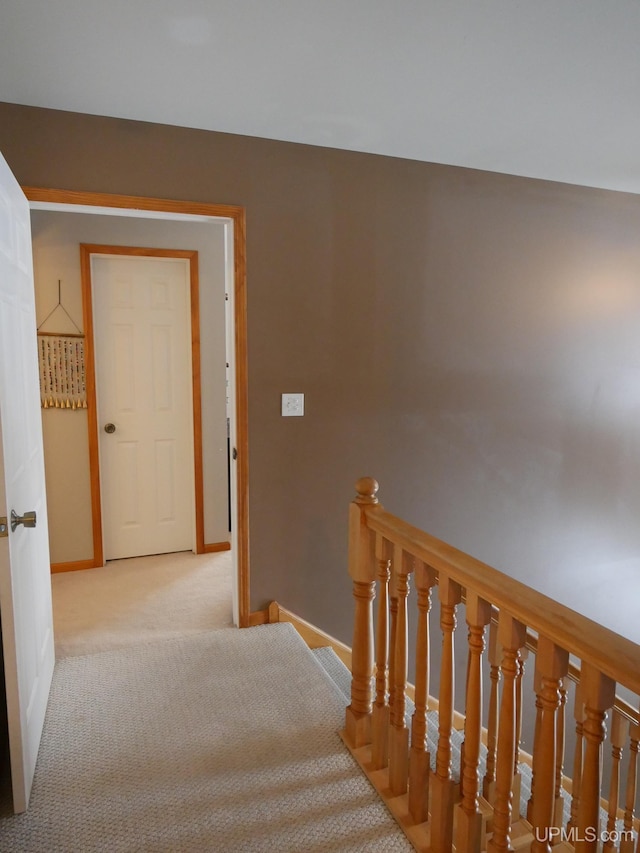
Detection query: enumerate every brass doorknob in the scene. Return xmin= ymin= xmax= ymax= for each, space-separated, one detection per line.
xmin=104 ymin=423 xmax=116 ymax=434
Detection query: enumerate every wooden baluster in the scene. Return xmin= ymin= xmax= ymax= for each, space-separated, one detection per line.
xmin=514 ymin=648 xmax=525 ymax=773
xmin=527 ymin=674 xmax=544 ymax=823
xmin=552 ymin=678 xmax=568 ymax=838
xmin=530 ymin=637 xmax=570 ymax=853
xmin=483 ymin=619 xmax=501 ymax=802
xmin=512 ymin=647 xmax=527 ymax=821
xmin=620 ymin=719 xmax=639 ymax=853
xmin=389 ymin=547 xmax=412 ymax=796
xmin=603 ymin=710 xmax=629 ymax=853
xmin=460 ymin=641 xmax=471 ymax=799
xmin=456 ymin=592 xmax=492 ymax=853
xmin=575 ymin=663 xmax=616 ymax=853
xmin=389 ymin=572 xmax=398 ymax=730
xmin=487 ymin=613 xmax=526 ymax=853
xmin=408 ymin=560 xmax=436 ymax=824
xmin=431 ymin=575 xmax=462 ymax=853
xmin=567 ymin=684 xmax=584 ymax=833
xmin=345 ymin=477 xmax=379 ymax=748
xmin=371 ymin=534 xmax=392 ymax=770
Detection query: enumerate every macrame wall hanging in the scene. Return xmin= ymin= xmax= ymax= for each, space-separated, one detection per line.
xmin=37 ymin=280 xmax=87 ymax=410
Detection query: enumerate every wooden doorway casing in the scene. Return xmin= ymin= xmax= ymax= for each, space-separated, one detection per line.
xmin=24 ymin=188 xmax=251 ymax=628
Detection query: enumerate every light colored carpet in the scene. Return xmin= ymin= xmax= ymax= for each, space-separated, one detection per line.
xmin=51 ymin=550 xmax=233 ymax=658
xmin=0 ymin=623 xmax=411 ymax=852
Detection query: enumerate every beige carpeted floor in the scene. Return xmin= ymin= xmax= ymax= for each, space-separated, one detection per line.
xmin=51 ymin=550 xmax=234 ymax=659
xmin=1 ymin=575 xmax=413 ymax=852
xmin=20 ymin=551 xmax=616 ymax=850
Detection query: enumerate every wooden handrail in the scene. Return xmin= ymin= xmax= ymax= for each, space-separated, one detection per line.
xmin=522 ymin=628 xmax=640 ymax=727
xmin=362 ymin=503 xmax=640 ymax=696
xmin=343 ymin=478 xmax=640 ymax=853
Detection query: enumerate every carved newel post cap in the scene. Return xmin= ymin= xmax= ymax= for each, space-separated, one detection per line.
xmin=354 ymin=477 xmax=379 ymax=505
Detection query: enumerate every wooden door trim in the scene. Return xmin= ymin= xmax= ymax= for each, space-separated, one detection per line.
xmin=79 ymin=244 xmax=103 ymax=567
xmin=81 ymin=245 xmax=205 ymax=558
xmin=24 ymin=187 xmax=251 ymax=628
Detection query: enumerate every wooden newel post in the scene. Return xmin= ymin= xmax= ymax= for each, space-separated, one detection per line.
xmin=345 ymin=477 xmax=379 ymax=748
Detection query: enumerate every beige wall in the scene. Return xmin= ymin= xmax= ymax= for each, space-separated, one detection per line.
xmin=2 ymin=103 xmax=640 ymax=646
xmin=31 ymin=210 xmax=229 ymax=563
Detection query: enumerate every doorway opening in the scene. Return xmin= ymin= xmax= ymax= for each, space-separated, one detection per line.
xmin=25 ymin=188 xmax=250 ymax=628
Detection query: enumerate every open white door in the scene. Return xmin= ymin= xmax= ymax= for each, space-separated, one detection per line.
xmin=0 ymin=152 xmax=55 ymax=813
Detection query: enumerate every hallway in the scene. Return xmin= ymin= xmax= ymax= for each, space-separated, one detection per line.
xmin=51 ymin=550 xmax=233 ymax=658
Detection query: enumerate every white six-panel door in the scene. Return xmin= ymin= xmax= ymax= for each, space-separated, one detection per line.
xmin=92 ymin=254 xmax=195 ymax=560
xmin=0 ymin=152 xmax=55 ymax=813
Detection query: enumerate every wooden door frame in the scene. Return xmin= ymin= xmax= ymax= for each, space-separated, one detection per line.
xmin=24 ymin=188 xmax=251 ymax=628
xmin=81 ymin=244 xmax=208 ymax=562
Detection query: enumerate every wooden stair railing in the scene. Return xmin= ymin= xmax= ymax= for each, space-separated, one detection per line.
xmin=341 ymin=478 xmax=640 ymax=853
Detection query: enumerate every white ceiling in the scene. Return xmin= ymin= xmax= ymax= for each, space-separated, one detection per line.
xmin=2 ymin=0 xmax=640 ymax=194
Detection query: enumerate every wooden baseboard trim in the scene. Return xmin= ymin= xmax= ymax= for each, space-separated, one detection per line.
xmin=247 ymin=608 xmax=270 ymax=627
xmin=202 ymin=541 xmax=231 ymax=554
xmin=269 ymin=602 xmax=353 ymax=672
xmin=51 ymin=559 xmax=98 ymax=574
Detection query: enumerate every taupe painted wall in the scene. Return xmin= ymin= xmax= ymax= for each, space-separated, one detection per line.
xmin=31 ymin=210 xmax=229 ymax=562
xmin=1 ymin=103 xmax=640 ymax=646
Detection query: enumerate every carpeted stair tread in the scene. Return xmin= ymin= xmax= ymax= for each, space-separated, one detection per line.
xmin=311 ymin=647 xmax=351 ymax=701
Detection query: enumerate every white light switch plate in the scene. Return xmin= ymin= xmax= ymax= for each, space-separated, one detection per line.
xmin=281 ymin=393 xmax=304 ymax=416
